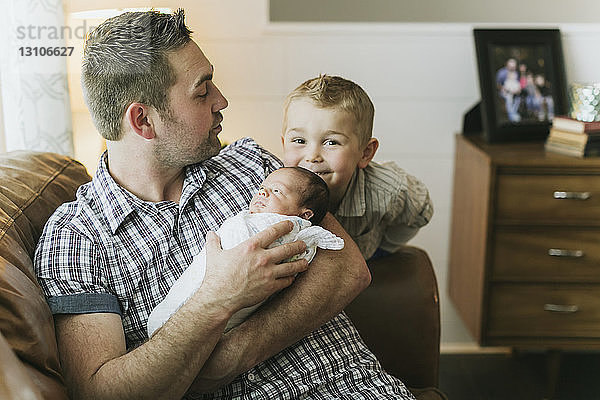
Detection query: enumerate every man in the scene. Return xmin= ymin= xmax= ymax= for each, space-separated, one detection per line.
xmin=34 ymin=9 xmax=415 ymax=399
xmin=495 ymin=58 xmax=521 ymax=123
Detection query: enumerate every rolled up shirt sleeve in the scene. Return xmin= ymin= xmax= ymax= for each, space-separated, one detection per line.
xmin=34 ymin=218 xmax=121 ymax=316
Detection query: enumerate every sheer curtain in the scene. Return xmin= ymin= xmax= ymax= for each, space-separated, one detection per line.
xmin=0 ymin=0 xmax=73 ymax=156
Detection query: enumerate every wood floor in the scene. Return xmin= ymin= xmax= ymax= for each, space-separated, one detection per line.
xmin=438 ymin=352 xmax=600 ymax=400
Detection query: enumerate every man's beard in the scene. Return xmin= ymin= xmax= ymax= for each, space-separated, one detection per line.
xmin=153 ymin=133 xmax=220 ymax=168
xmin=154 ymin=111 xmax=221 ymax=168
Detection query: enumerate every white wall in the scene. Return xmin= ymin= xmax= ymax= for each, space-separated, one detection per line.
xmin=66 ymin=0 xmax=600 ymax=349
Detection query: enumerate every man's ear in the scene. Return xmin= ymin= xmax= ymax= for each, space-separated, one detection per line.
xmin=357 ymin=138 xmax=379 ymax=169
xmin=125 ymin=103 xmax=155 ymax=140
xmin=300 ymin=208 xmax=314 ymax=221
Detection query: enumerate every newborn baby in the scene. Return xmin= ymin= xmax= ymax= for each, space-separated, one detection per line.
xmin=147 ymin=167 xmax=344 ymax=337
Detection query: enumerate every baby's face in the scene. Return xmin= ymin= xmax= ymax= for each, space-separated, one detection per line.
xmin=249 ymin=169 xmax=304 ymax=215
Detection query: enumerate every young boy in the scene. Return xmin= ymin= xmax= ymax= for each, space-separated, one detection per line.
xmin=281 ymin=74 xmax=433 ymax=260
xmin=147 ymin=167 xmax=344 ymax=337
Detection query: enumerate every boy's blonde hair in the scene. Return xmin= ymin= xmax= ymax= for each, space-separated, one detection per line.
xmin=283 ymin=75 xmax=374 ymax=146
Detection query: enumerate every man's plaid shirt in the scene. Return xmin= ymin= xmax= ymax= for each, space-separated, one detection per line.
xmin=34 ymin=138 xmax=414 ymax=399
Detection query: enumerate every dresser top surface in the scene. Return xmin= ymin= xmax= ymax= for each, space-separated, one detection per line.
xmin=458 ymin=134 xmax=600 ymax=168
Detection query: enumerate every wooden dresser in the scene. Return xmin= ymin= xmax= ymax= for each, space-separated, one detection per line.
xmin=449 ymin=134 xmax=600 ymax=349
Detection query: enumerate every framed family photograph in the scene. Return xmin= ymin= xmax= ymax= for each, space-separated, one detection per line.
xmin=474 ymin=29 xmax=568 ymax=143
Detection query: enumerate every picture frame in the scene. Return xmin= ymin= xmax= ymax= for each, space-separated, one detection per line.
xmin=474 ymin=29 xmax=568 ymax=143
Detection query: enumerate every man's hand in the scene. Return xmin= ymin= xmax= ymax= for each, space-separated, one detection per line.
xmin=200 ymin=220 xmax=309 ymax=312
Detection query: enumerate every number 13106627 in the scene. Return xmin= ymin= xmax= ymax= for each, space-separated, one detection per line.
xmin=19 ymin=47 xmax=74 ymax=56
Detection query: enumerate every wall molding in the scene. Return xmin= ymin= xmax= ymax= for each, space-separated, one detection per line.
xmin=264 ymin=22 xmax=600 ymax=37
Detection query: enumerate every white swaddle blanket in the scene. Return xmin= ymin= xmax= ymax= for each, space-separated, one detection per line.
xmin=147 ymin=210 xmax=344 ymax=337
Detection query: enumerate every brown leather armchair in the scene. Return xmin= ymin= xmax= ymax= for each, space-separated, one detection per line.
xmin=0 ymin=151 xmax=445 ymax=399
xmin=347 ymin=248 xmax=446 ymax=399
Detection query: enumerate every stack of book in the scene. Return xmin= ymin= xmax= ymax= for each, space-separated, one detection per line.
xmin=545 ymin=116 xmax=600 ymax=157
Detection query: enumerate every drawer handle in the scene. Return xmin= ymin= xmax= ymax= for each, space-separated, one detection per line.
xmin=547 ymin=248 xmax=584 ymax=258
xmin=553 ymin=191 xmax=591 ymax=200
xmin=544 ymin=304 xmax=579 ymax=313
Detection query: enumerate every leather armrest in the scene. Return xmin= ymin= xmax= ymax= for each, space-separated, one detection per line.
xmin=0 ymin=151 xmax=89 ymax=400
xmin=345 ymin=245 xmax=441 ymax=389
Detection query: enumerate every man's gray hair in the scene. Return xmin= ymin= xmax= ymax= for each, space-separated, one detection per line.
xmin=82 ymin=9 xmax=192 ymax=140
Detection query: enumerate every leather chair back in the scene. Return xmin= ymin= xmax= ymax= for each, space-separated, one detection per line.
xmin=0 ymin=151 xmax=91 ymax=399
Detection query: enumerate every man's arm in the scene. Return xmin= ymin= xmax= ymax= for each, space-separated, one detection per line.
xmin=190 ymin=212 xmax=370 ymax=391
xmin=55 ymin=300 xmax=228 ymax=400
xmin=53 ymin=221 xmax=308 ymax=400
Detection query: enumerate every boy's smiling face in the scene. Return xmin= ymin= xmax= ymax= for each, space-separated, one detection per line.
xmin=281 ymin=99 xmax=365 ymax=210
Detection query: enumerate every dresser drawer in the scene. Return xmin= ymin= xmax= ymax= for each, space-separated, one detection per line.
xmin=492 ymin=228 xmax=600 ymax=282
xmin=495 ymin=174 xmax=600 ymax=223
xmin=487 ymin=284 xmax=600 ymax=338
